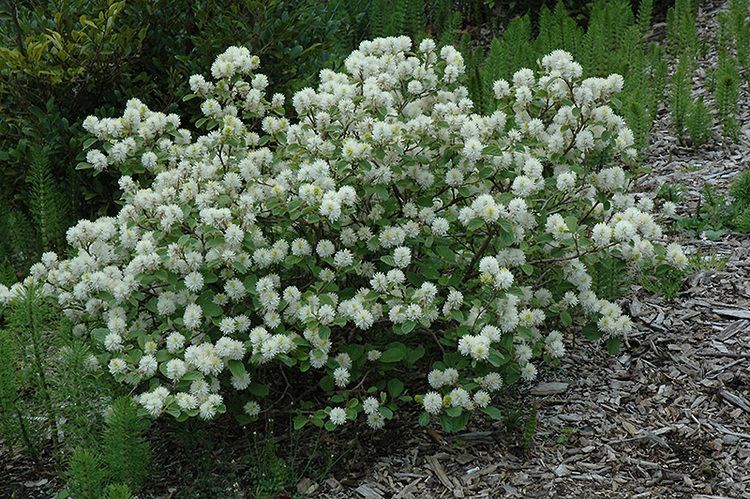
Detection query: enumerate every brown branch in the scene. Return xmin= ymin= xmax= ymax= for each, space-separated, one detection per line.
xmin=530 ymin=241 xmax=619 ymax=265
xmin=465 ymin=231 xmax=494 ymax=280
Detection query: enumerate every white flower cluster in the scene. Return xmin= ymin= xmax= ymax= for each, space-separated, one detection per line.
xmin=3 ymin=39 xmax=686 ymax=429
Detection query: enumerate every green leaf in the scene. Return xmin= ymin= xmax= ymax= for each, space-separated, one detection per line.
xmin=560 ymin=311 xmax=573 ymax=328
xmin=400 ymin=321 xmax=416 ymax=335
xmin=488 ymin=350 xmax=507 ymax=367
xmin=441 ymin=413 xmax=453 ymax=432
xmin=581 ymin=322 xmax=602 ymax=341
xmin=406 ymin=345 xmax=425 ymax=364
xmin=248 ymin=383 xmax=269 ymax=397
xmin=293 ymin=415 xmax=308 ymax=430
xmin=91 ymin=327 xmax=109 ymax=344
xmin=435 ymin=245 xmax=454 ymax=262
xmin=467 ymin=218 xmax=485 ymax=232
xmin=227 ymin=360 xmax=247 ymax=378
xmin=497 ymin=219 xmax=515 ymax=247
xmin=445 ymin=406 xmax=462 ymax=417
xmin=380 ymin=255 xmax=396 ymax=267
xmin=380 ymin=343 xmax=407 ymax=363
xmin=418 ymin=411 xmax=430 ymax=426
xmin=181 ymin=370 xmax=202 ymax=381
xmin=387 ymin=378 xmax=404 ymax=398
xmin=482 ymin=406 xmax=503 ymax=420
xmin=235 ymin=414 xmax=253 ymax=425
xmin=449 ymin=309 xmax=465 ymax=322
xmin=607 ymin=336 xmax=621 ymax=354
xmin=154 ymin=350 xmax=171 ymax=362
xmin=379 ymin=406 xmax=394 ymax=419
xmin=319 ymin=375 xmax=334 ymax=391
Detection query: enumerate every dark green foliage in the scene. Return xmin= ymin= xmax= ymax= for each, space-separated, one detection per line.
xmin=63 ymin=398 xmax=150 ymax=496
xmin=458 ymin=35 xmax=487 ymax=112
xmin=369 ymin=0 xmax=465 ymax=41
xmin=666 ymin=0 xmax=699 ymax=58
xmin=103 ymin=484 xmax=133 ymax=499
xmin=436 ymin=11 xmax=465 ymax=46
xmin=669 ymin=56 xmax=694 ymax=139
xmin=480 ymin=15 xmax=535 ymax=106
xmin=26 ymin=147 xmax=68 ymax=250
xmin=697 ymin=184 xmax=733 ymax=231
xmin=686 ymin=98 xmax=713 ymax=147
xmin=582 ymin=0 xmax=635 ymax=76
xmin=677 ymin=184 xmax=732 ymax=238
xmin=51 ymin=340 xmax=112 ymax=450
xmin=426 ymin=0 xmax=455 ymax=35
xmin=0 ymin=285 xmax=60 ymax=452
xmin=101 ymin=397 xmax=151 ymax=490
xmin=730 ymin=170 xmax=750 ymax=212
xmin=0 ymin=208 xmax=40 ymax=282
xmin=720 ymin=0 xmax=750 ymax=78
xmin=480 ymin=37 xmax=504 ymax=112
xmin=535 ymin=1 xmax=584 ymax=56
xmin=0 ymin=285 xmax=136 ymax=497
xmin=656 ymin=182 xmax=686 ymax=203
xmin=250 ymin=429 xmax=295 ymax=498
xmin=718 ymin=11 xmax=737 ymax=57
xmin=522 ymin=405 xmax=538 ymax=452
xmin=732 ymin=207 xmax=750 ymax=232
xmin=677 ymin=172 xmax=750 ymax=236
xmin=67 ymin=447 xmax=105 ymax=499
xmin=714 ymin=53 xmax=741 ymax=142
xmin=637 ymin=0 xmax=654 ymax=37
xmin=589 ymin=254 xmax=632 ymax=300
xmin=648 ymin=45 xmax=669 ymax=123
xmin=638 ymin=264 xmax=686 ymax=300
xmin=0 ymin=330 xmax=39 ymax=458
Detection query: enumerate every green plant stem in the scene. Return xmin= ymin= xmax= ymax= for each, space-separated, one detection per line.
xmin=26 ymin=288 xmax=58 ymax=450
xmin=15 ymin=405 xmax=38 ymax=462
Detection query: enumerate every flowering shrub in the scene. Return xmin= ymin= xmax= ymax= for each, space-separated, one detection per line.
xmin=1 ymin=37 xmax=687 ymax=433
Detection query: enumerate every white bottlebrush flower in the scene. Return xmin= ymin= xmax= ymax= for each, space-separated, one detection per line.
xmin=363 ymin=397 xmax=379 ymax=415
xmin=393 ymin=246 xmax=411 ymax=268
xmin=473 ymin=390 xmax=491 ymax=408
xmin=166 ymin=332 xmax=186 ymax=353
xmin=165 ymin=359 xmax=188 ymax=380
xmin=423 ymin=392 xmax=443 ymax=415
xmin=662 ymin=201 xmax=677 ymax=217
xmin=244 ymin=401 xmax=261 ymax=417
xmin=329 ymin=407 xmax=347 ymax=426
xmin=183 ymin=304 xmax=203 ymax=330
xmin=333 ymin=367 xmax=350 ymax=387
